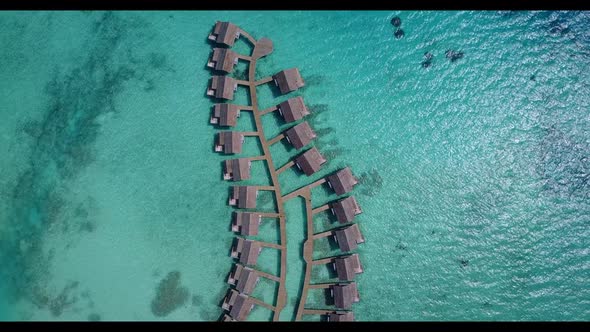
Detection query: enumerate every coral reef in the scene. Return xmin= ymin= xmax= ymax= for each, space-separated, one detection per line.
xmin=1 ymin=11 xmax=173 ymax=310
xmin=29 ymin=280 xmax=79 ymax=317
xmin=151 ymin=271 xmax=190 ymax=317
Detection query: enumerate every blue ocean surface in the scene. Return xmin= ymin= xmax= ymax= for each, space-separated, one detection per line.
xmin=0 ymin=10 xmax=589 ymax=321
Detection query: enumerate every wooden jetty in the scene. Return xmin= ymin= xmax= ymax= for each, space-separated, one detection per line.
xmin=206 ymin=21 xmax=364 ymax=322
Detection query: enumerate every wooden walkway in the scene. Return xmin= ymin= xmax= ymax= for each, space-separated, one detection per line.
xmin=279 ymin=177 xmax=334 ymax=321
xmin=276 ymin=161 xmax=295 ymax=175
xmin=209 ymin=25 xmax=361 ymax=322
xmin=209 ymin=27 xmax=288 ymax=321
xmin=282 ymin=178 xmax=326 ymax=201
xmin=268 ymin=133 xmax=284 ymax=146
xmin=260 ymin=106 xmax=278 ymax=116
xmin=256 ymin=269 xmax=281 ymax=283
xmin=312 ymin=229 xmax=334 ymax=240
xmin=311 ymin=257 xmax=335 ymax=266
xmin=241 ymin=30 xmax=288 ymax=322
xmin=311 ymin=204 xmax=330 ymax=215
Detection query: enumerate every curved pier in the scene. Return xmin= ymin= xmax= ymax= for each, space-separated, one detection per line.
xmin=207 ymin=21 xmax=364 ymax=322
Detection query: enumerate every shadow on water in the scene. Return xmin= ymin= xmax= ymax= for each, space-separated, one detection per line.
xmin=232 ymin=62 xmax=250 ymax=81
xmin=1 ymin=11 xmax=175 ymax=313
xmin=306 ymin=104 xmax=329 ymax=124
xmin=278 ymin=135 xmax=295 ymax=153
xmin=258 ymin=189 xmax=278 ymax=212
xmin=298 ymin=74 xmax=325 ymax=93
xmin=268 ymin=81 xmax=283 ymax=99
xmin=322 ymin=288 xmax=334 ymax=306
xmin=304 ymin=103 xmax=346 ymax=161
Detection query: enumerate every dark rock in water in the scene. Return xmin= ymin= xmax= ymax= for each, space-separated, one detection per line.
xmin=79 ymin=220 xmax=96 ymax=233
xmin=548 ymin=19 xmax=570 ymax=36
xmin=391 ymin=16 xmax=402 ymax=27
xmin=394 ymin=28 xmax=405 ymax=39
xmin=530 ymin=74 xmax=536 ymax=81
xmin=445 ymin=50 xmax=464 ymax=62
xmin=422 ymin=52 xmax=433 ymax=68
xmin=549 ymin=25 xmax=570 ymax=36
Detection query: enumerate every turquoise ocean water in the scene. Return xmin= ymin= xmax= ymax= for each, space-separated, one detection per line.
xmin=0 ymin=10 xmax=589 ymax=321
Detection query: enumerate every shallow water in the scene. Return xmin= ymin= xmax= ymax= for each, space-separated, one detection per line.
xmin=0 ymin=10 xmax=589 ymax=321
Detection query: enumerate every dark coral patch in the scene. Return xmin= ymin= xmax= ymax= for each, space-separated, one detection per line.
xmin=88 ymin=313 xmax=101 ymax=321
xmin=151 ymin=271 xmax=190 ymax=317
xmin=357 ymin=169 xmax=384 ymax=197
xmin=422 ymin=52 xmax=433 ymax=68
xmin=2 ymin=11 xmax=173 ymax=308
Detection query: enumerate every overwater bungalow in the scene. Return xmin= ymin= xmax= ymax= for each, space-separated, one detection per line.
xmin=333 ymin=253 xmax=363 ymax=281
xmin=207 ymin=75 xmax=237 ymax=100
xmin=208 ymin=48 xmax=239 ymax=73
xmin=210 ymin=103 xmax=241 ymax=127
xmin=229 ymin=186 xmax=258 ymax=209
xmin=277 ymin=96 xmax=310 ymax=123
xmin=208 ymin=21 xmax=240 ymax=47
xmin=333 ymin=224 xmax=364 ymax=252
xmin=227 ymin=263 xmax=244 ymax=285
xmin=222 ymin=288 xmax=240 ymax=311
xmin=272 ymin=68 xmax=305 ymax=94
xmin=231 ymin=237 xmax=262 ymax=266
xmin=327 ymin=311 xmax=354 ymax=322
xmin=235 ymin=267 xmax=260 ymax=295
xmin=229 ymin=292 xmax=254 ymax=321
xmin=227 ymin=264 xmax=260 ymax=296
xmin=330 ymin=196 xmax=362 ymax=223
xmin=232 ymin=211 xmax=261 ymax=235
xmin=224 ymin=158 xmax=251 ymax=181
xmin=327 ymin=167 xmax=358 ymax=196
xmin=331 ymin=282 xmax=360 ymax=310
xmin=294 ymin=147 xmax=327 ymax=176
xmin=284 ymin=121 xmax=316 ymax=150
xmin=215 ymin=131 xmax=244 ymax=154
